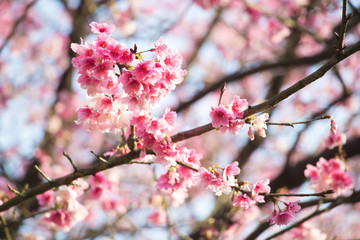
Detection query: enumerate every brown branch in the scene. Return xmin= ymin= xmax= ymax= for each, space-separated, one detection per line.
xmin=173 ymin=13 xmax=360 ymax=113
xmin=0 ymin=150 xmax=141 ymax=213
xmin=171 ymin=41 xmax=360 ymax=143
xmin=174 ymin=51 xmax=331 ymax=113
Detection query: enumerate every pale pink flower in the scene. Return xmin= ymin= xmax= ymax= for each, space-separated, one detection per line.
xmin=232 ymin=194 xmax=256 ymax=210
xmin=210 ymin=105 xmax=230 ymax=128
xmin=252 ymin=178 xmax=271 ymax=203
xmin=154 ymin=37 xmax=170 ymax=60
xmin=252 ymin=113 xmax=269 ymax=137
xmin=90 ymin=22 xmax=115 ymax=36
xmin=223 ymin=161 xmax=241 ymax=186
xmin=199 ymin=167 xmax=231 ymax=196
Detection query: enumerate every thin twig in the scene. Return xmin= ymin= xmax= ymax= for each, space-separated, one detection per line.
xmin=337 ymin=0 xmax=350 ymax=51
xmin=90 ymin=151 xmax=111 ymax=165
xmin=218 ymin=82 xmax=226 ymax=106
xmin=63 ymin=152 xmax=79 ymax=172
xmin=266 ymin=115 xmax=332 ymax=128
xmin=34 ymin=165 xmax=53 ymax=183
xmin=129 ymin=159 xmax=199 ymax=172
xmin=7 ymin=184 xmax=23 ymax=197
xmin=0 ymin=215 xmax=12 ymax=240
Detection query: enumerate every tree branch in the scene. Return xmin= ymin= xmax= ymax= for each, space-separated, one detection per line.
xmin=171 ymin=41 xmax=360 ymax=143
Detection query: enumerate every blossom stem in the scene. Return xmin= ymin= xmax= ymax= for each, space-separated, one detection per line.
xmin=266 ymin=115 xmax=332 ymax=128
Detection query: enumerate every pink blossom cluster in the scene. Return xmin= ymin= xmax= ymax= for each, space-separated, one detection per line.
xmin=268 ymin=201 xmax=301 ymax=226
xmin=120 ymin=37 xmax=186 ymax=110
xmin=304 ymin=157 xmax=354 ymax=196
xmin=209 ymin=96 xmax=270 ymax=140
xmin=37 ymin=179 xmax=89 ymax=231
xmin=72 ymin=22 xmax=186 ymax=133
xmin=89 ymin=172 xmax=127 ymax=213
xmin=199 ymin=162 xmax=241 ymax=196
xmin=247 ymin=113 xmax=269 ymax=141
xmin=199 ymin=162 xmax=272 ymax=212
xmin=232 ymin=178 xmax=271 ymax=210
xmin=156 ymin=147 xmax=202 ymax=194
xmin=210 ymin=95 xmax=248 ymax=135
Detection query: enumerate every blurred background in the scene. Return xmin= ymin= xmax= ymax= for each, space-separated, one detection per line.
xmin=1 ymin=0 xmax=360 ymax=239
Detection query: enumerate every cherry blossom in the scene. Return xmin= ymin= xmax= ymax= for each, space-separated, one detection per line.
xmin=305 ymin=157 xmax=354 ymax=196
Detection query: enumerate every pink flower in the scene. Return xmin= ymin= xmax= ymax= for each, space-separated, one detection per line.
xmin=154 ymin=37 xmax=170 ymax=60
xmin=252 ymin=178 xmax=271 ymax=203
xmin=304 ymin=164 xmax=320 ymax=181
xmin=156 ymin=169 xmax=181 ymax=191
xmin=90 ymin=22 xmax=115 ymax=36
xmin=199 ymin=167 xmax=231 ymax=196
xmin=230 ymin=95 xmax=248 ymax=118
xmin=286 ymin=201 xmax=301 ymax=214
xmin=223 ymin=161 xmax=241 ymax=185
xmin=220 ymin=118 xmax=245 ymax=135
xmin=91 ymin=172 xmax=107 ymax=185
xmin=269 ymin=209 xmax=294 ymax=226
xmin=232 ymin=194 xmax=256 ymax=210
xmin=46 ymin=210 xmax=72 ymax=229
xmin=210 ymin=105 xmax=230 ymax=128
xmin=304 ymin=157 xmax=353 ymax=196
xmin=325 ymin=129 xmax=346 ymax=149
xmin=37 ymin=190 xmax=54 ymax=206
xmin=90 ymin=186 xmax=103 ymax=199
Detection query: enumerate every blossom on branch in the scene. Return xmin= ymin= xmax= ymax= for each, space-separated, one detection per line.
xmin=304 ymin=157 xmax=353 ymax=196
